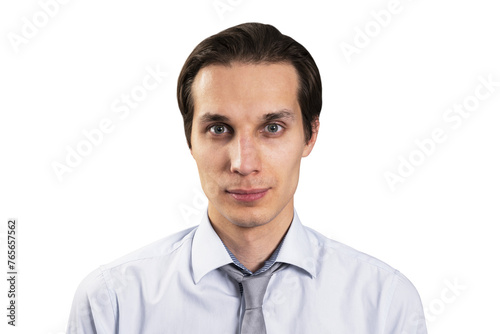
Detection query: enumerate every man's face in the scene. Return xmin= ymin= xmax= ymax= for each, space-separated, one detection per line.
xmin=190 ymin=62 xmax=318 ymax=228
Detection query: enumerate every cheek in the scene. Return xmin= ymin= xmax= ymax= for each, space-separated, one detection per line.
xmin=273 ymin=133 xmax=304 ymax=157
xmin=263 ymin=141 xmax=304 ymax=176
xmin=195 ymin=156 xmax=217 ymax=180
xmin=193 ymin=149 xmax=226 ymax=196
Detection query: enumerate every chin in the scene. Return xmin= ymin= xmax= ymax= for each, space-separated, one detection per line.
xmin=229 ymin=218 xmax=269 ymax=228
xmin=217 ymin=206 xmax=269 ymax=227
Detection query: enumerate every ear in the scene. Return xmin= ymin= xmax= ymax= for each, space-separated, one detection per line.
xmin=302 ymin=117 xmax=319 ymax=157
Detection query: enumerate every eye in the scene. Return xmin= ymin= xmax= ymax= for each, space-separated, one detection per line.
xmin=209 ymin=124 xmax=230 ymax=135
xmin=264 ymin=123 xmax=283 ymax=134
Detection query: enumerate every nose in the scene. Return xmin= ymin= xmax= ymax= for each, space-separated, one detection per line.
xmin=229 ymin=132 xmax=261 ymax=176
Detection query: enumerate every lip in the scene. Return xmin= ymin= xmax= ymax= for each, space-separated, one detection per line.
xmin=226 ymin=188 xmax=269 ymax=202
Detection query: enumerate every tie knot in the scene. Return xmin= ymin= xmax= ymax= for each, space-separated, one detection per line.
xmin=220 ymin=262 xmax=288 ymax=282
xmin=219 ymin=262 xmax=289 ymax=334
xmin=219 ymin=262 xmax=288 ymax=308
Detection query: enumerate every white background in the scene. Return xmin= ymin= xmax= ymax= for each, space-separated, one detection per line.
xmin=1 ymin=0 xmax=499 ymax=333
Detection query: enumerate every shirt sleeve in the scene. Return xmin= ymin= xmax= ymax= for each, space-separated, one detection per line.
xmin=66 ymin=268 xmax=117 ymax=334
xmin=383 ymin=272 xmax=427 ymax=334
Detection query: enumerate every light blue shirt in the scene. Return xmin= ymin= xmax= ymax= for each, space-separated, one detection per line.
xmin=67 ymin=210 xmax=427 ymax=333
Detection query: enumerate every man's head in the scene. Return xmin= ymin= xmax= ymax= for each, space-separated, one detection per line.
xmin=177 ymin=22 xmax=322 ymax=149
xmin=177 ymin=23 xmax=322 ymax=229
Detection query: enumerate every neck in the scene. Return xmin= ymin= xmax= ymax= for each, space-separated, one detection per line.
xmin=209 ymin=203 xmax=294 ymax=273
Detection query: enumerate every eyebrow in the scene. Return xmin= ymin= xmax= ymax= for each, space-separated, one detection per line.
xmin=198 ymin=110 xmax=295 ymax=124
xmin=263 ymin=110 xmax=295 ymax=122
xmin=199 ymin=113 xmax=230 ymax=124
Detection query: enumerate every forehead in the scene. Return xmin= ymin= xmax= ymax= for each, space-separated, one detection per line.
xmin=191 ymin=62 xmax=300 ymax=118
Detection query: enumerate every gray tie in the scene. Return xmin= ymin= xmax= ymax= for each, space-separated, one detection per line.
xmin=220 ymin=262 xmax=288 ymax=334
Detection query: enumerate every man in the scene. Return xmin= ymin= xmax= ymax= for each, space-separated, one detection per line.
xmin=68 ymin=23 xmax=427 ymax=333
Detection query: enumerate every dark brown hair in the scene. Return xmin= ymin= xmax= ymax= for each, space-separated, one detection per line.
xmin=177 ymin=22 xmax=322 ymax=148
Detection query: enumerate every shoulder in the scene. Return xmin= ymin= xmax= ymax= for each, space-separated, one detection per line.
xmin=303 ymin=225 xmax=422 ymax=298
xmin=302 ymin=225 xmax=426 ymax=330
xmin=104 ymin=225 xmax=198 ymax=270
xmin=68 ymin=226 xmax=199 ymax=330
xmin=73 ymin=225 xmax=198 ymax=300
xmin=302 ymin=225 xmax=397 ymax=273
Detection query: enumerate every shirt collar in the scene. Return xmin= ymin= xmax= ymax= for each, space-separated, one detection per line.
xmin=276 ymin=209 xmax=317 ymax=278
xmin=191 ymin=211 xmax=233 ymax=284
xmin=191 ymin=209 xmax=317 ymax=284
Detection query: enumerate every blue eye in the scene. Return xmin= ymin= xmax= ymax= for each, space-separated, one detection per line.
xmin=209 ymin=124 xmax=229 ymax=134
xmin=265 ymin=123 xmax=282 ymax=133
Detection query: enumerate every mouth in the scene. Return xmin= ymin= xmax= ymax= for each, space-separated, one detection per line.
xmin=225 ymin=188 xmax=269 ymax=202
